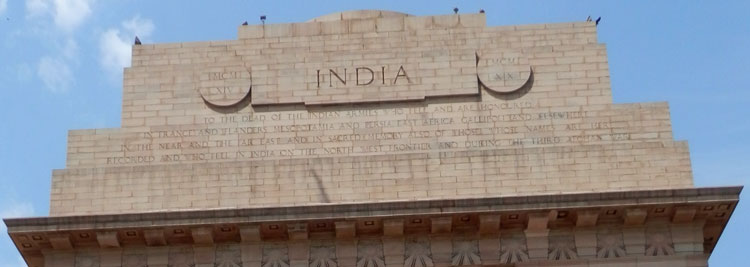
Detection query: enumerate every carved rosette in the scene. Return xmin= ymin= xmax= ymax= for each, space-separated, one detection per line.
xmin=548 ymin=230 xmax=577 ymax=260
xmin=451 ymin=238 xmax=481 ymax=266
xmin=596 ymin=228 xmax=626 ymax=258
xmin=404 ymin=236 xmax=434 ymax=267
xmin=168 ymin=246 xmax=196 ymax=267
xmin=646 ymin=226 xmax=675 ymax=256
xmin=499 ymin=232 xmax=529 ymax=264
xmin=357 ymin=239 xmax=385 ymax=267
xmin=310 ymin=240 xmax=338 ymax=267
xmin=262 ymin=243 xmax=290 ymax=267
xmin=215 ymin=244 xmax=242 ymax=267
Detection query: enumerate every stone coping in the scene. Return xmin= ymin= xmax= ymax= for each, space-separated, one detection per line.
xmin=4 ymin=186 xmax=741 ymax=233
xmin=307 ymin=10 xmax=411 ymax=22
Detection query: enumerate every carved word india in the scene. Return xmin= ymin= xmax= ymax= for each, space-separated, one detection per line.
xmin=199 ymin=66 xmax=412 ymax=98
xmin=316 ymin=66 xmax=411 ymax=87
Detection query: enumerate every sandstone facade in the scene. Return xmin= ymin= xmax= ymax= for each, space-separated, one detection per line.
xmin=53 ymin=11 xmax=689 ymax=216
xmin=4 ymin=10 xmax=740 ymax=267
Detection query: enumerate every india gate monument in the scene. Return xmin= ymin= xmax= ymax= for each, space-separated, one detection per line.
xmin=4 ymin=10 xmax=741 ymax=267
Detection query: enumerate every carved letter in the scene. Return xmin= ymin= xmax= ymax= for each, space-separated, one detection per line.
xmin=381 ymin=66 xmax=386 ymax=84
xmin=394 ymin=65 xmax=411 ymax=84
xmin=329 ymin=68 xmax=347 ymax=87
xmin=356 ymin=67 xmax=375 ymax=86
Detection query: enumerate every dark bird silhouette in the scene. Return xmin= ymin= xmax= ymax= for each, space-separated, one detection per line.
xmin=479 ymin=9 xmax=485 ymax=14
xmin=260 ymin=15 xmax=266 ymax=25
xmin=595 ymin=17 xmax=601 ymax=25
xmin=453 ymin=7 xmax=459 ymax=14
xmin=134 ymin=36 xmax=141 ymax=45
xmin=242 ymin=21 xmax=248 ymax=26
xmin=586 ymin=16 xmax=592 ymax=22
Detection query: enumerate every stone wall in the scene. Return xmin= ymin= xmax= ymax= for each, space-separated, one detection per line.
xmin=50 ymin=12 xmax=695 ymax=215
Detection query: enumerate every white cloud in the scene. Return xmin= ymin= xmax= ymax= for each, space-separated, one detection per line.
xmin=53 ymin=0 xmax=92 ymax=32
xmin=123 ymin=15 xmax=154 ymax=37
xmin=99 ymin=16 xmax=154 ymax=74
xmin=99 ymin=29 xmax=131 ymax=74
xmin=23 ymin=0 xmax=90 ymax=93
xmin=25 ymin=0 xmax=50 ymax=17
xmin=25 ymin=0 xmax=94 ymax=32
xmin=37 ymin=56 xmax=73 ymax=92
xmin=0 ymin=0 xmax=8 ymax=15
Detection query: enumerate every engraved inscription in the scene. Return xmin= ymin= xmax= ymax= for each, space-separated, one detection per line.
xmin=89 ymin=101 xmax=672 ymax=166
xmin=477 ymin=50 xmax=532 ymax=93
xmin=198 ymin=68 xmax=252 ymax=107
xmin=316 ymin=66 xmax=411 ymax=88
xmin=251 ymin=49 xmax=476 ymax=105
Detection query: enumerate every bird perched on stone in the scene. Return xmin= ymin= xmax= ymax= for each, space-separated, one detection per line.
xmin=453 ymin=7 xmax=459 ymax=14
xmin=479 ymin=9 xmax=485 ymax=14
xmin=595 ymin=17 xmax=601 ymax=25
xmin=586 ymin=16 xmax=592 ymax=22
xmin=134 ymin=36 xmax=141 ymax=45
xmin=242 ymin=21 xmax=248 ymax=26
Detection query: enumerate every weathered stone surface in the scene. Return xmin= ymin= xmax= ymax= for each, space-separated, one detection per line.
xmin=45 ymin=9 xmax=694 ymax=216
xmin=8 ymin=185 xmax=740 ymax=267
xmin=4 ymin=9 xmax=737 ymax=267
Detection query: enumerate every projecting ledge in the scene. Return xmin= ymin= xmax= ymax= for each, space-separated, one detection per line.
xmin=3 ymin=186 xmax=741 ymax=267
xmin=4 ymin=186 xmax=741 ymax=232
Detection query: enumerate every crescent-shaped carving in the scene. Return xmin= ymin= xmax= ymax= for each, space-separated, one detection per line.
xmin=476 ymin=51 xmax=532 ymax=94
xmin=478 ymin=65 xmax=532 ymax=94
xmin=200 ymin=85 xmax=252 ymax=108
xmin=198 ymin=67 xmax=252 ymax=108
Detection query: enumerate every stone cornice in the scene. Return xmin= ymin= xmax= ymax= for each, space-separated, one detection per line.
xmin=5 ymin=186 xmax=741 ymax=232
xmin=4 ymin=186 xmax=741 ymax=266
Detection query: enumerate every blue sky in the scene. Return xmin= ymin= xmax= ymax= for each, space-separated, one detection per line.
xmin=0 ymin=0 xmax=747 ymax=266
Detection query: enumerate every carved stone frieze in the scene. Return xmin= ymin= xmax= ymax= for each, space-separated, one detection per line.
xmin=596 ymin=228 xmax=626 ymax=258
xmin=452 ymin=237 xmax=481 ymax=266
xmin=6 ymin=187 xmax=739 ymax=267
xmin=646 ymin=225 xmax=675 ymax=256
xmin=357 ymin=239 xmax=385 ymax=267
xmin=500 ymin=231 xmax=529 ymax=264
xmin=548 ymin=230 xmax=577 ymax=260
xmin=215 ymin=244 xmax=242 ymax=267
xmin=262 ymin=243 xmax=290 ymax=267
xmin=404 ymin=236 xmax=433 ymax=267
xmin=310 ymin=239 xmax=338 ymax=267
